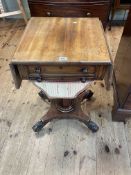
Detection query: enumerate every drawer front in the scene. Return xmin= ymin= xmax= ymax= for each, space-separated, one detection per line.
xmin=17 ymin=64 xmax=106 ymax=81
xmin=28 ymin=0 xmax=110 ymax=2
xmin=28 ymin=3 xmax=110 ymax=22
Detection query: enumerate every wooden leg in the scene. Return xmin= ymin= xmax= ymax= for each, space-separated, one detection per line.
xmin=112 ymin=80 xmax=131 ymax=122
xmin=112 ymin=106 xmax=131 ymax=122
xmin=17 ymin=0 xmax=28 ymax=24
xmin=104 ymin=65 xmax=113 ymax=91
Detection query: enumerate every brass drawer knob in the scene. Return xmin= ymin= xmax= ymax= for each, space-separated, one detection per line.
xmin=46 ymin=12 xmax=51 ymax=16
xmin=80 ymin=67 xmax=88 ymax=73
xmin=86 ymin=12 xmax=91 ymax=16
xmin=80 ymin=77 xmax=87 ymax=83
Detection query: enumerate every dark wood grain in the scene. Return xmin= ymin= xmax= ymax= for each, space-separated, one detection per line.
xmin=112 ymin=8 xmax=131 ymax=121
xmin=123 ymin=6 xmax=131 ymax=36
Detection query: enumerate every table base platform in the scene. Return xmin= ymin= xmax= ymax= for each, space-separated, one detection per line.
xmin=32 ymin=91 xmax=99 ymax=133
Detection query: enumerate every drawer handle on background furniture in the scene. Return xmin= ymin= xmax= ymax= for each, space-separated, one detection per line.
xmin=86 ymin=12 xmax=91 ymax=16
xmin=46 ymin=12 xmax=51 ymax=16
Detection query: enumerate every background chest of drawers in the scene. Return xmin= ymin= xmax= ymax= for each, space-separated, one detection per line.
xmin=28 ymin=0 xmax=112 ymax=28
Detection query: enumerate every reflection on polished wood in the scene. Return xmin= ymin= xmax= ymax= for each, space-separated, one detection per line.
xmin=13 ymin=17 xmax=111 ymax=63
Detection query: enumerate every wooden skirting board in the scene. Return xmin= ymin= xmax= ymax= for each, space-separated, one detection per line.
xmin=0 ymin=19 xmax=131 ymax=174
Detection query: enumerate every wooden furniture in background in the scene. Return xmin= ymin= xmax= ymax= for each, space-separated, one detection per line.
xmin=114 ymin=0 xmax=130 ymax=9
xmin=27 ymin=0 xmax=112 ymax=29
xmin=112 ymin=7 xmax=131 ymax=121
xmin=109 ymin=0 xmax=131 ymax=29
xmin=0 ymin=0 xmax=28 ymax=24
xmin=123 ymin=6 xmax=131 ymax=35
xmin=10 ymin=17 xmax=112 ymax=132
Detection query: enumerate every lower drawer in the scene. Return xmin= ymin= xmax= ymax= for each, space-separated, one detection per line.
xmin=28 ymin=3 xmax=110 ymax=22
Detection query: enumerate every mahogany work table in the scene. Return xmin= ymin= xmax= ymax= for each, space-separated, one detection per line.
xmin=10 ymin=17 xmax=112 ymax=133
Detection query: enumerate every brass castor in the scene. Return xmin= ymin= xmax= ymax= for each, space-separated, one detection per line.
xmin=84 ymin=90 xmax=94 ymax=100
xmin=38 ymin=91 xmax=48 ymax=100
xmin=85 ymin=120 xmax=99 ymax=133
xmin=32 ymin=120 xmax=45 ymax=132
